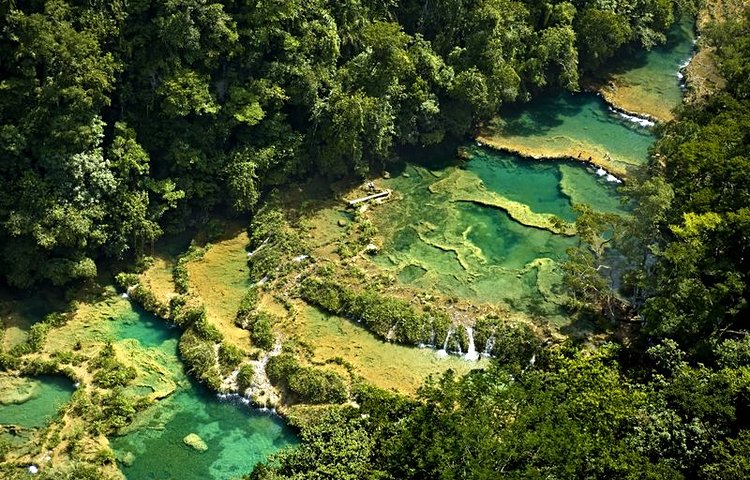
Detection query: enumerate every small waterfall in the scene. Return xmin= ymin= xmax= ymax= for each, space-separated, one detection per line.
xmin=464 ymin=326 xmax=479 ymax=361
xmin=436 ymin=329 xmax=452 ymax=358
xmin=482 ymin=336 xmax=496 ymax=357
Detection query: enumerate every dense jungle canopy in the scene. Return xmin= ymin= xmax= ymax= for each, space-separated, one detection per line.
xmin=1 ymin=0 xmax=693 ymax=288
xmin=3 ymin=1 xmax=750 ymax=479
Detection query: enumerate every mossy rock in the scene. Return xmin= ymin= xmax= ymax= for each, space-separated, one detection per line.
xmin=0 ymin=375 xmax=40 ymax=405
xmin=183 ymin=433 xmax=208 ymax=452
xmin=118 ymin=451 xmax=136 ymax=467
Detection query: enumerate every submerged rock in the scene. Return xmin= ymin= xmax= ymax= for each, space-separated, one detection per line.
xmin=119 ymin=451 xmax=136 ymax=467
xmin=183 ymin=433 xmax=208 ymax=452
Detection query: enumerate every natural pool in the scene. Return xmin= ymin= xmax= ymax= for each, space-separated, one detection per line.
xmin=372 ymin=145 xmax=628 ymax=322
xmin=0 ymin=375 xmax=74 ymax=429
xmin=602 ymin=16 xmax=696 ymax=121
xmin=108 ymin=301 xmax=296 ymax=480
xmin=478 ymin=92 xmax=656 ymax=176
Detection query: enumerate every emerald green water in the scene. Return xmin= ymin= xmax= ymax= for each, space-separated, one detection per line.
xmin=109 ymin=303 xmax=296 ymax=480
xmin=492 ymin=92 xmax=655 ymax=171
xmin=606 ymin=16 xmax=696 ymax=117
xmin=372 ymin=19 xmax=700 ymax=318
xmin=0 ymin=375 xmax=74 ymax=428
xmin=376 ymin=146 xmax=628 ymax=320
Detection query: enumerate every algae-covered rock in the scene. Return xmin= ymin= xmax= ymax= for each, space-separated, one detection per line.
xmin=183 ymin=433 xmax=208 ymax=452
xmin=0 ymin=375 xmax=40 ymax=405
xmin=119 ymin=451 xmax=136 ymax=467
xmin=429 ymin=169 xmax=576 ymax=236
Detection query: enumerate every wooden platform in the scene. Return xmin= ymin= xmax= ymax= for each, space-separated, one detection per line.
xmin=346 ymin=190 xmax=391 ymax=207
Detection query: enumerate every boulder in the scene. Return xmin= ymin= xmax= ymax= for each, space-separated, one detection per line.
xmin=183 ymin=433 xmax=208 ymax=452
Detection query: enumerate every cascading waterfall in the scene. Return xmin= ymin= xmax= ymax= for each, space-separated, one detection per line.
xmin=436 ymin=329 xmax=452 ymax=358
xmin=482 ymin=336 xmax=496 ymax=357
xmin=464 ymin=326 xmax=479 ymax=361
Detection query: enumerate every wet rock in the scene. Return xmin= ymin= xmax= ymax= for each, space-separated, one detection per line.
xmin=183 ymin=433 xmax=208 ymax=452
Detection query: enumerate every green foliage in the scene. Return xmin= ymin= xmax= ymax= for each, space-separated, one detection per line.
xmin=473 ymin=317 xmax=539 ymax=367
xmin=0 ymin=0 xmax=682 ymax=288
xmin=173 ymin=245 xmax=207 ymax=294
xmin=218 ymin=343 xmax=244 ymax=373
xmin=266 ymin=353 xmax=347 ymax=404
xmin=300 ymin=276 xmax=446 ymax=345
xmin=623 ymin=10 xmax=750 ymax=351
xmin=179 ymin=329 xmax=222 ymax=391
xmin=236 ymin=287 xmax=260 ymax=322
xmin=259 ymin=343 xmax=750 ymax=479
xmin=250 ymin=314 xmax=276 ymax=351
xmin=237 ymin=364 xmax=256 ymax=393
xmin=89 ymin=342 xmax=137 ymax=388
xmin=250 ymin=408 xmax=375 ymax=480
xmin=246 ymin=204 xmax=307 ymax=282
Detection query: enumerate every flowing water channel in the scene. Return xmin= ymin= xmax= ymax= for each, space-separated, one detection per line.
xmin=107 ymin=302 xmax=296 ymax=480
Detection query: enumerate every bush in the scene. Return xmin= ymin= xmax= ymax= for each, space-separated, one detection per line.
xmin=236 ymin=287 xmax=260 ymax=324
xmin=27 ymin=322 xmax=51 ymax=351
xmin=266 ymin=353 xmax=347 ymax=404
xmin=173 ymin=245 xmax=206 ymax=294
xmin=179 ymin=330 xmax=222 ymax=390
xmin=219 ymin=343 xmax=244 ymax=373
xmin=300 ymin=276 xmax=442 ymax=345
xmin=193 ymin=316 xmax=223 ymax=342
xmin=266 ymin=353 xmax=299 ymax=386
xmin=250 ymin=313 xmax=276 ymax=350
xmin=90 ymin=343 xmax=137 ymax=388
xmin=115 ymin=272 xmax=140 ymax=290
xmin=473 ymin=317 xmax=539 ymax=366
xmin=237 ymin=364 xmax=255 ymax=393
xmin=288 ymin=367 xmax=348 ymax=404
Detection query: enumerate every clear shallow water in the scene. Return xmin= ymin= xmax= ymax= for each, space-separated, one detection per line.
xmin=605 ymin=16 xmax=696 ymax=119
xmin=488 ymin=92 xmax=655 ymax=172
xmin=109 ymin=303 xmax=296 ymax=480
xmin=0 ymin=375 xmax=74 ymax=428
xmin=375 ymin=146 xmax=626 ymax=320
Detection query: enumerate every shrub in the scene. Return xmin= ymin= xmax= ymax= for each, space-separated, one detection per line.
xmin=179 ymin=330 xmax=221 ymax=390
xmin=237 ymin=364 xmax=255 ymax=393
xmin=90 ymin=343 xmax=136 ymax=388
xmin=236 ymin=287 xmax=260 ymax=324
xmin=250 ymin=313 xmax=276 ymax=350
xmin=115 ymin=272 xmax=139 ymax=290
xmin=287 ymin=367 xmax=348 ymax=404
xmin=266 ymin=353 xmax=347 ymax=404
xmin=266 ymin=353 xmax=299 ymax=386
xmin=193 ymin=316 xmax=223 ymax=342
xmin=219 ymin=343 xmax=244 ymax=373
xmin=300 ymin=276 xmax=442 ymax=345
